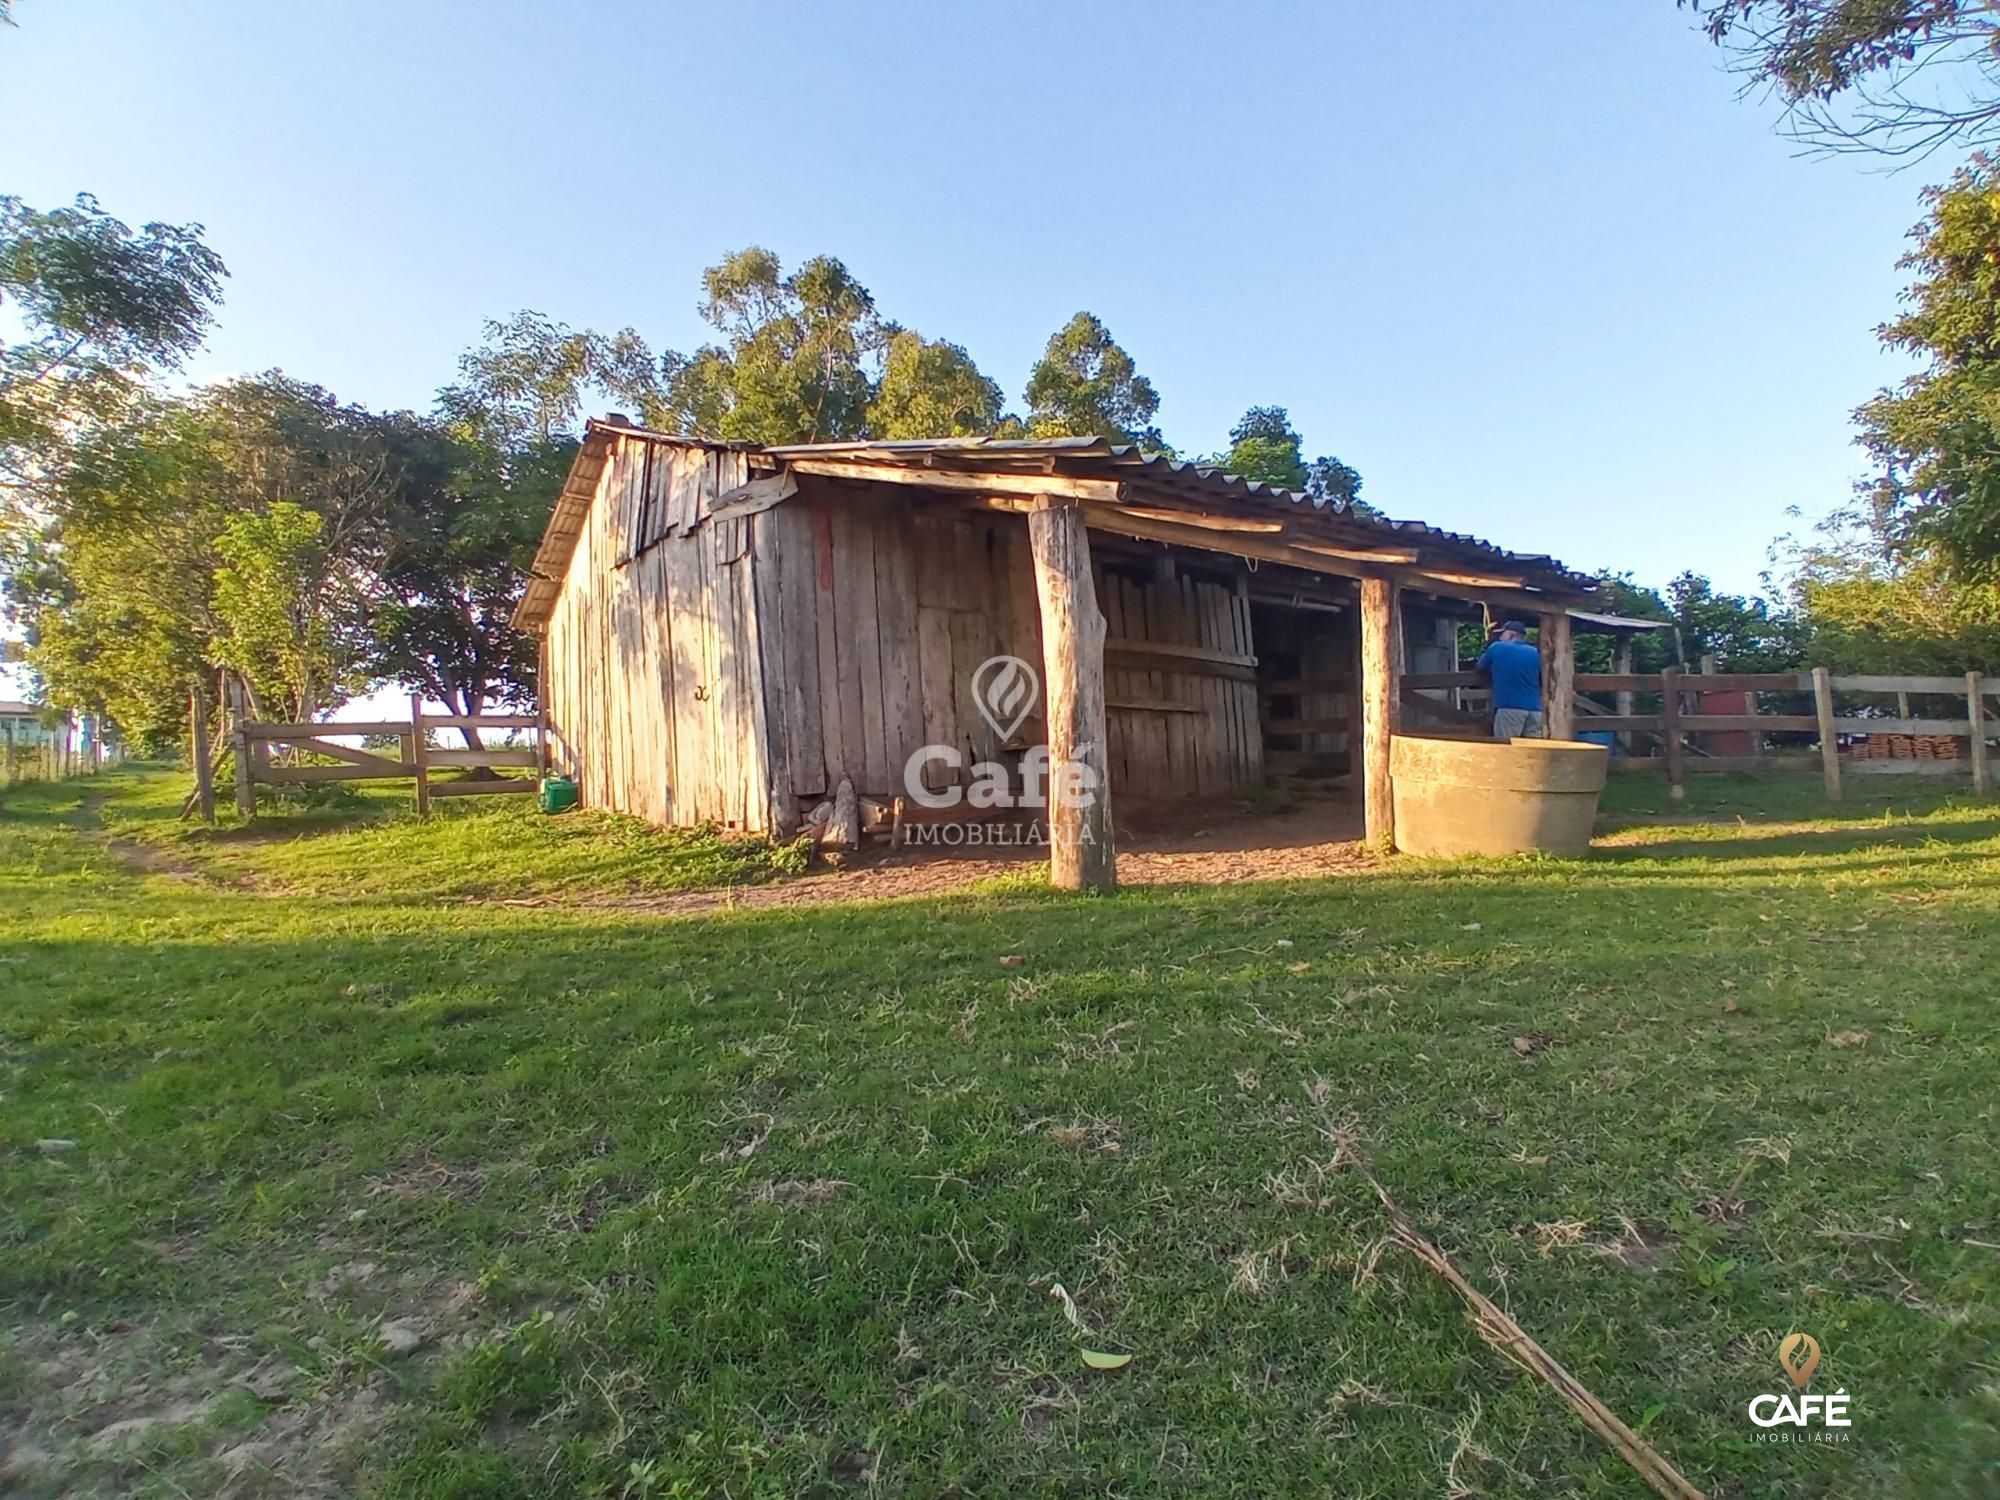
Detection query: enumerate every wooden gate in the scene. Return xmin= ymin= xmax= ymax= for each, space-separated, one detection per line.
xmin=223 ymin=693 xmax=546 ymax=819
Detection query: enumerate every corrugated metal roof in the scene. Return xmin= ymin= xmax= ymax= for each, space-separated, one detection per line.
xmin=513 ymin=422 xmax=1598 ymax=629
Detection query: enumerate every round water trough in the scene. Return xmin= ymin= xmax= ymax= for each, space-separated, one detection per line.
xmin=1389 ymin=735 xmax=1609 ymax=856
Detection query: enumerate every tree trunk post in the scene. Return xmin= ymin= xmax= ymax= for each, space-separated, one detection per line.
xmin=1967 ymin=670 xmax=1990 ymax=795
xmin=1540 ymin=610 xmax=1575 ymax=741
xmin=1812 ymin=666 xmax=1842 ymax=803
xmin=1660 ymin=666 xmax=1687 ymax=801
xmin=190 ymin=691 xmax=216 ymax=824
xmin=1027 ymin=500 xmax=1116 ymax=890
xmin=411 ymin=692 xmax=433 ymax=820
xmin=1360 ymin=575 xmax=1402 ymax=851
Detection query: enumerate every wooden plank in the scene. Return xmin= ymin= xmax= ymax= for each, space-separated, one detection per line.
xmin=771 ymin=501 xmax=825 ymax=797
xmin=1028 ymin=498 xmax=1116 ymax=889
xmin=1832 ymin=673 xmax=1971 ymax=694
xmin=830 ymin=500 xmax=887 ymax=791
xmin=428 ymin=778 xmax=537 ymax=798
xmin=416 ymin=713 xmax=540 ymax=731
xmin=1099 ymin=574 xmax=1130 ymax=793
xmin=242 ymin=719 xmax=414 ymax=739
xmin=874 ymin=504 xmax=924 ymax=785
xmin=260 ymin=763 xmax=415 ymax=785
xmin=1970 ymin=670 xmax=1992 ymax=795
xmin=1108 ymin=697 xmax=1201 ymax=714
xmin=1813 ymin=665 xmax=1841 ymax=803
xmin=1584 ymin=713 xmax=1818 ymax=732
xmin=1610 ymin=754 xmax=1822 ymax=774
xmin=1829 ymin=716 xmax=1974 ymax=735
xmin=1103 ymin=635 xmax=1255 ymax=669
xmin=1577 ymin=672 xmax=1806 ymax=693
xmin=1402 ymin=672 xmax=1484 ymax=690
xmin=1660 ymin=666 xmax=1686 ymax=801
xmin=427 ymin=748 xmax=539 ymax=768
xmin=916 ymin=606 xmax=958 ymax=790
xmin=1360 ymin=577 xmax=1401 ymax=849
xmin=784 ymin=456 xmax=1125 ymax=502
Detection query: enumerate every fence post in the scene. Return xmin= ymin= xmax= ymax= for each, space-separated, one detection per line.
xmin=228 ymin=677 xmax=255 ymax=818
xmin=191 ymin=691 xmax=216 ymax=824
xmin=1660 ymin=666 xmax=1686 ymax=801
xmin=410 ymin=693 xmax=432 ymax=819
xmin=1969 ymin=670 xmax=1991 ymax=795
xmin=1812 ymin=666 xmax=1842 ymax=802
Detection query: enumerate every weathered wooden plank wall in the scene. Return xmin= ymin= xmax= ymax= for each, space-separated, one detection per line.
xmin=752 ymin=484 xmax=1263 ymax=811
xmin=543 ymin=435 xmax=768 ymax=828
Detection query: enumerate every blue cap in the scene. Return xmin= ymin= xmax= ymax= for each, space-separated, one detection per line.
xmin=1500 ymin=619 xmax=1531 ymax=635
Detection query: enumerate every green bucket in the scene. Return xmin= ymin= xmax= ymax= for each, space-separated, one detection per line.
xmin=538 ymin=775 xmax=579 ymax=815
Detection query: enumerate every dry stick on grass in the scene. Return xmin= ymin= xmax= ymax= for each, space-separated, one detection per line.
xmin=1331 ymin=1133 xmax=1708 ymax=1500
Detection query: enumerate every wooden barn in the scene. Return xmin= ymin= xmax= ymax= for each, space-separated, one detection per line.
xmin=512 ymin=420 xmax=1595 ymax=884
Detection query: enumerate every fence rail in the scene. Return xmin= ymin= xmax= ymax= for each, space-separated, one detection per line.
xmin=202 ymin=691 xmax=548 ymax=820
xmin=1400 ymin=667 xmax=1997 ymax=801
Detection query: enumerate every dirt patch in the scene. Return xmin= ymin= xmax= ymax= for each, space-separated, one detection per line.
xmin=513 ymin=795 xmax=1374 ymax=917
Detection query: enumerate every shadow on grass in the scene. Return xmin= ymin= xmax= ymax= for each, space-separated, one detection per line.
xmin=1596 ymin=813 xmax=2000 ymax=866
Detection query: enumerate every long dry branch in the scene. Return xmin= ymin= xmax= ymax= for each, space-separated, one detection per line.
xmin=1334 ymin=1137 xmax=1707 ymax=1500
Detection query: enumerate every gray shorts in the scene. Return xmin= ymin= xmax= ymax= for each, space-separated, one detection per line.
xmin=1493 ymin=707 xmax=1546 ymax=740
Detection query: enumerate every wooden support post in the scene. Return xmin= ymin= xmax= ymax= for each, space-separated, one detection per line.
xmin=1360 ymin=576 xmax=1403 ymax=850
xmin=1027 ymin=499 xmax=1116 ymax=890
xmin=1968 ymin=670 xmax=1991 ymax=795
xmin=229 ymin=677 xmax=255 ymax=818
xmin=1612 ymin=635 xmax=1635 ymax=753
xmin=1540 ymin=610 xmax=1575 ymax=741
xmin=1812 ymin=666 xmax=1842 ymax=803
xmin=1660 ymin=666 xmax=1686 ymax=802
xmin=535 ymin=630 xmax=552 ymax=780
xmin=410 ymin=693 xmax=433 ymax=820
xmin=190 ymin=691 xmax=216 ymax=824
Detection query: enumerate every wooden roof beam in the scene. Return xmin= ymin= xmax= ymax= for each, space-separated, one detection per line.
xmin=780 ymin=456 xmax=1126 ymax=503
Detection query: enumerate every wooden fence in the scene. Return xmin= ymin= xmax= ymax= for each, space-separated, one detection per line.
xmin=200 ymin=692 xmax=546 ymax=820
xmin=3 ymin=717 xmax=115 ymax=786
xmin=1401 ymin=667 xmax=1997 ymax=801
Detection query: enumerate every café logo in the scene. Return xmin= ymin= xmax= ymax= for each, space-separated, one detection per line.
xmin=1746 ymin=1331 xmax=1851 ymax=1442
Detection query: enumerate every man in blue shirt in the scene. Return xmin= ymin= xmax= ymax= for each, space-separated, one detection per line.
xmin=1475 ymin=620 xmax=1545 ymax=739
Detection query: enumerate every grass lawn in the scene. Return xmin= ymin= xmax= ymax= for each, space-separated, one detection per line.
xmin=2 ymin=765 xmax=1997 ymax=1498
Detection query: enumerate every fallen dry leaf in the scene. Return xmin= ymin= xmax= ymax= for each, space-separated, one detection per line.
xmin=1828 ymin=1029 xmax=1870 ymax=1048
xmin=1511 ymin=1035 xmax=1546 ymax=1057
xmin=998 ymin=955 xmax=1024 ymax=968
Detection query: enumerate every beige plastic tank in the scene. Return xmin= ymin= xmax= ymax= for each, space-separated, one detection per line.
xmin=1389 ymin=735 xmax=1610 ymax=856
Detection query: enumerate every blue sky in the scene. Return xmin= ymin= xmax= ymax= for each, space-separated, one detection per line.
xmin=2 ymin=0 xmax=1934 ymax=608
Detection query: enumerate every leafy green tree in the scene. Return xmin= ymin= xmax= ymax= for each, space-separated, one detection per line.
xmin=1023 ymin=312 xmax=1165 ymax=449
xmin=868 ymin=331 xmax=1008 ymax=439
xmin=1854 ymin=159 xmax=2000 ymax=580
xmin=0 ymin=193 xmax=225 ymax=485
xmin=657 ymin=248 xmax=886 ymax=443
xmin=1208 ymin=405 xmax=1364 ymax=508
xmin=211 ymin=501 xmax=365 ymax=723
xmin=436 ymin=310 xmax=655 ymax=450
xmin=1685 ymin=0 xmax=2000 ymax=156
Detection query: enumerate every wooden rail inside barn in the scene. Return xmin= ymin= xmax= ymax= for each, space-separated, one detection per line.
xmin=212 ymin=692 xmax=547 ymax=821
xmin=1401 ymin=667 xmax=1999 ymax=800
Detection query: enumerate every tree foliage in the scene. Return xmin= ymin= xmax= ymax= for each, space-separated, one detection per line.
xmin=655 ymin=248 xmax=890 ymax=444
xmin=868 ymin=331 xmax=1009 ymax=440
xmin=0 ymin=193 xmax=225 ymax=482
xmin=1023 ymin=312 xmax=1165 ymax=449
xmin=1686 ymin=0 xmax=2000 ymax=157
xmin=1208 ymin=405 xmax=1364 ymax=509
xmin=1855 ymin=158 xmax=2000 ymax=579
